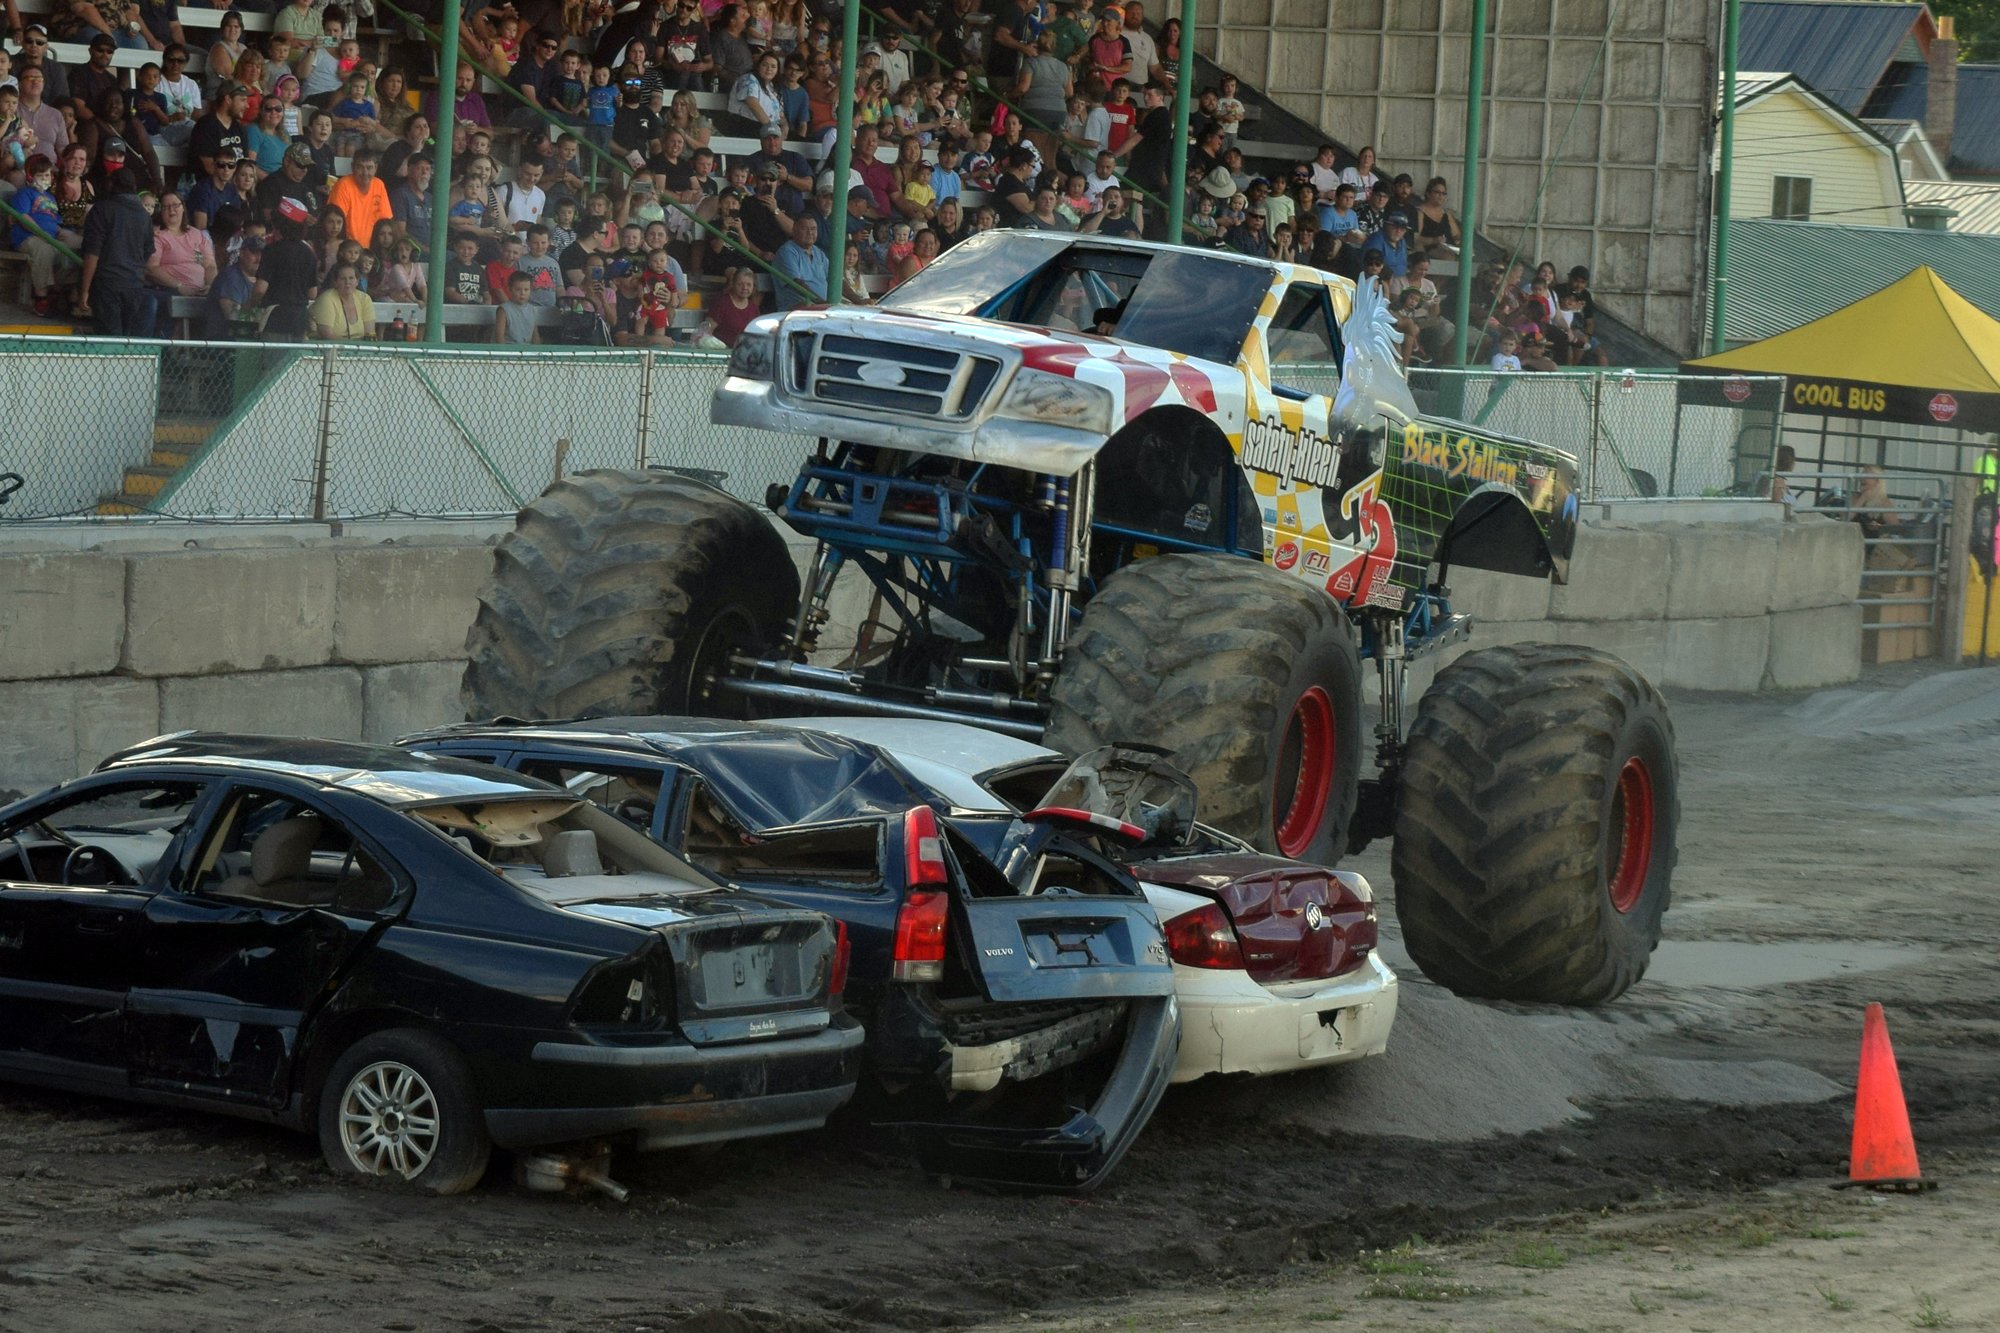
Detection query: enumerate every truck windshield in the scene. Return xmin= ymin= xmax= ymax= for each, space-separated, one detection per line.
xmin=880 ymin=232 xmax=1271 ymax=365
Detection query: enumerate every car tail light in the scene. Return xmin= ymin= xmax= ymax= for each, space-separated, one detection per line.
xmin=1163 ymin=903 xmax=1245 ymax=970
xmin=903 ymin=805 xmax=949 ymax=887
xmin=829 ymin=920 xmax=851 ymax=998
xmin=892 ymin=889 xmax=949 ymax=982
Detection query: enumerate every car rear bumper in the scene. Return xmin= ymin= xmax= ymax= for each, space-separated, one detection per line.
xmin=483 ymin=1020 xmax=866 ymax=1150
xmin=898 ymin=994 xmax=1179 ymax=1194
xmin=1170 ymin=953 xmax=1398 ymax=1083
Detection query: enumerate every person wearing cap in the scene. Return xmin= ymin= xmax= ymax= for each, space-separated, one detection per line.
xmin=1224 ymin=200 xmax=1268 ymax=259
xmin=747 ymin=124 xmax=811 ymax=213
xmin=737 ymin=158 xmax=792 ymax=259
xmin=1363 ymin=208 xmax=1412 ymax=277
xmin=187 ymin=143 xmax=241 ymax=231
xmin=77 ymin=166 xmax=156 ymax=335
xmin=1196 ymin=162 xmax=1234 ymax=213
xmin=205 ymin=233 xmax=262 ymax=337
xmin=1353 ymin=178 xmax=1389 ymax=238
xmin=71 ymin=35 xmax=122 ymax=129
xmin=13 ymin=29 xmax=71 ymax=108
xmin=1083 ymin=8 xmax=1132 ymax=94
xmin=190 ymin=80 xmax=249 ymax=179
xmin=256 ymin=140 xmax=325 ymax=227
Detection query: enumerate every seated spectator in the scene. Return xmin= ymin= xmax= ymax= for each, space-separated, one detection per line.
xmin=516 ymin=223 xmax=562 ymax=305
xmin=329 ymin=72 xmax=383 ymax=156
xmin=730 ymin=50 xmax=785 ymax=127
xmin=1356 ymin=246 xmax=1385 ymax=294
xmin=1307 ymin=142 xmax=1340 ymax=194
xmin=1081 ymin=184 xmax=1140 ymax=237
xmin=484 ymin=235 xmax=525 ymax=303
xmin=441 ymin=233 xmax=486 ymax=304
xmin=1364 ymin=210 xmax=1412 ymax=278
xmin=1490 ymin=329 xmax=1522 ymax=372
xmin=1562 ymin=265 xmax=1607 ymax=366
xmin=327 ymin=148 xmax=393 ymax=248
xmin=373 ymin=234 xmax=425 ymax=303
xmin=894 ymin=226 xmax=940 ymax=282
xmin=187 ymin=148 xmax=243 ymax=233
xmin=773 ymin=212 xmax=825 ymax=309
xmin=1187 ymin=190 xmax=1219 ymax=242
xmin=1414 ymin=175 xmax=1460 ymax=257
xmin=704 ymin=265 xmax=763 ymax=347
xmin=10 ymin=153 xmax=80 ymax=315
xmin=1028 ymin=186 xmax=1065 ymax=230
xmin=246 ymin=99 xmax=291 ymax=176
xmin=309 ymin=260 xmax=375 ymax=339
xmin=495 ymin=270 xmax=540 ymax=344
xmin=204 ymin=236 xmax=262 ymax=338
xmin=1341 ymin=145 xmax=1380 ymax=196
xmin=147 ymin=191 xmax=216 ymax=300
xmin=1225 ymin=205 xmax=1268 ymax=258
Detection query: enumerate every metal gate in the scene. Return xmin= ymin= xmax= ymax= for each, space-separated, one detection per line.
xmin=1783 ymin=469 xmax=1949 ymax=663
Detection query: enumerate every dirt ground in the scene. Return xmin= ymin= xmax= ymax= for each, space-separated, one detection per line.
xmin=3 ymin=662 xmax=1999 ymax=1333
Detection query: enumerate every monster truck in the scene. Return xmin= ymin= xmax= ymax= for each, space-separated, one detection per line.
xmin=464 ymin=232 xmax=1677 ymax=1005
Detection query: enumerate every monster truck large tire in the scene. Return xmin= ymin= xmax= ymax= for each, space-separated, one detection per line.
xmin=462 ymin=469 xmax=800 ymax=720
xmin=1046 ymin=554 xmax=1362 ymax=864
xmin=1392 ymin=643 xmax=1678 ymax=1005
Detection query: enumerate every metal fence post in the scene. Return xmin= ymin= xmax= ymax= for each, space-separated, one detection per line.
xmin=637 ymin=349 xmax=656 ymax=468
xmin=311 ymin=343 xmax=339 ymax=522
xmin=1588 ymin=370 xmax=1604 ymax=501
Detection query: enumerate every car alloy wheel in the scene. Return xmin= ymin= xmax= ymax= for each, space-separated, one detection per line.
xmin=338 ymin=1059 xmax=443 ymax=1179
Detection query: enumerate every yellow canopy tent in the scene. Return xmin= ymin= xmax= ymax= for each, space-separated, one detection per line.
xmin=1683 ymin=266 xmax=2000 ymax=432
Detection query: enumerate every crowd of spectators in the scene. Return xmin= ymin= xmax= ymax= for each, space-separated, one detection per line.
xmin=0 ymin=0 xmax=1611 ymax=363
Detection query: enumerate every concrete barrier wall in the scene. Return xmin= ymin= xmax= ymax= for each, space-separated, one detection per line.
xmin=0 ymin=528 xmax=501 ymax=794
xmin=1442 ymin=509 xmax=1864 ymax=693
xmin=0 ymin=508 xmax=1863 ymax=794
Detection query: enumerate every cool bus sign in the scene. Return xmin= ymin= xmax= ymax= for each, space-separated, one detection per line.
xmin=1780 ymin=376 xmax=1998 ymax=430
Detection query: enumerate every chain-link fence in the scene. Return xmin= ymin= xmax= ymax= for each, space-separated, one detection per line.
xmin=0 ymin=337 xmax=1786 ymax=521
xmin=0 ymin=334 xmax=807 ymax=521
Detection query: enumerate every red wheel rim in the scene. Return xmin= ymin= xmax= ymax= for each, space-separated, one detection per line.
xmin=1273 ymin=686 xmax=1336 ymax=858
xmin=1606 ymin=755 xmax=1656 ymax=914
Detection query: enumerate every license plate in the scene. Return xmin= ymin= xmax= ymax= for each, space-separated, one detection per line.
xmin=700 ymin=942 xmax=782 ymax=1005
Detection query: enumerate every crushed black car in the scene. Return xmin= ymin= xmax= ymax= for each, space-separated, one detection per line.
xmin=0 ymin=736 xmax=862 ymax=1195
xmin=400 ymin=717 xmax=1182 ymax=1193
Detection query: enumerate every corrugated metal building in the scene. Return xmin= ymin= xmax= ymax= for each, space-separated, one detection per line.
xmin=1721 ymin=216 xmax=2000 ymax=345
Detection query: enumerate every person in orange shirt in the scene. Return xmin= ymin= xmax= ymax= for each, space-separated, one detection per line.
xmin=326 ymin=147 xmax=393 ymax=249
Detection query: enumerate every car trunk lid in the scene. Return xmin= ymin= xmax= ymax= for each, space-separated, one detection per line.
xmin=1131 ymin=854 xmax=1377 ymax=983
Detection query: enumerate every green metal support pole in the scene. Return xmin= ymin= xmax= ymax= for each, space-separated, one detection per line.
xmin=824 ymin=0 xmax=863 ymax=304
xmin=424 ymin=0 xmax=462 ymax=343
xmin=1447 ymin=0 xmax=1488 ymax=368
xmin=1164 ymin=0 xmax=1195 ymax=243
xmin=1710 ymin=0 xmax=1739 ymax=354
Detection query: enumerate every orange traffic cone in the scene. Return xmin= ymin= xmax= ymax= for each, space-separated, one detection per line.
xmin=1838 ymin=1002 xmax=1936 ymax=1192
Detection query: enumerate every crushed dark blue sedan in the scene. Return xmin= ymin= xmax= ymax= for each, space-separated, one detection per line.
xmin=0 ymin=736 xmax=862 ymax=1195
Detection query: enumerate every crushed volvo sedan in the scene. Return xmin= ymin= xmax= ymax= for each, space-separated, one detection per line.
xmin=401 ymin=717 xmax=1182 ymax=1193
xmin=0 ymin=736 xmax=862 ymax=1196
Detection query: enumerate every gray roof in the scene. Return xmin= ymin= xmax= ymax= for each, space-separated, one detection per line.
xmin=1725 ymin=216 xmax=2000 ymax=343
xmin=1871 ymin=61 xmax=2000 ymax=177
xmin=1905 ymin=179 xmax=2000 ymax=233
xmin=1739 ymin=1 xmax=1928 ymax=113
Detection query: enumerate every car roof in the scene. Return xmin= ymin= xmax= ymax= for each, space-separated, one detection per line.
xmin=96 ymin=732 xmax=567 ymax=808
xmin=407 ymin=715 xmax=1049 ymax=821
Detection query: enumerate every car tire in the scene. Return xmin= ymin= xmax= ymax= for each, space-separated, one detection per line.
xmin=317 ymin=1030 xmax=493 ymax=1196
xmin=1391 ymin=643 xmax=1678 ymax=1005
xmin=462 ymin=468 xmax=801 ymax=720
xmin=1047 ymin=553 xmax=1363 ymax=864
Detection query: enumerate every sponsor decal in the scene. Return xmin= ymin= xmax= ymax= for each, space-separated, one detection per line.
xmin=1722 ymin=376 xmax=1752 ymax=403
xmin=1303 ymin=549 xmax=1330 ymax=574
xmin=1242 ymin=415 xmax=1344 ymax=488
xmin=1398 ymin=423 xmax=1523 ymax=491
xmin=1183 ymin=501 xmax=1213 ymax=532
xmin=1325 ymin=468 xmax=1398 ymax=607
xmin=1930 ymin=392 xmax=1960 ymax=423
xmin=1792 ymin=380 xmax=1886 ymax=414
xmin=1273 ymin=541 xmax=1299 ymax=570
xmin=1278 ymin=509 xmax=1299 ymax=529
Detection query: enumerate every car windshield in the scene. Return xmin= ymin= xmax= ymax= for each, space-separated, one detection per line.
xmin=879 ymin=232 xmax=1272 ymax=364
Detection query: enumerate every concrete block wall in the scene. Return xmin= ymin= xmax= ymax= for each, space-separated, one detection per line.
xmin=1437 ymin=514 xmax=1863 ymax=692
xmin=0 ymin=530 xmax=499 ymax=795
xmin=0 ymin=511 xmax=1862 ymax=794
